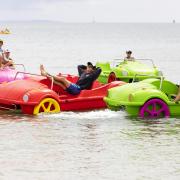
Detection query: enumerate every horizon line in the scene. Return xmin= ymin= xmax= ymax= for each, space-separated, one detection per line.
xmin=0 ymin=20 xmax=179 ymax=24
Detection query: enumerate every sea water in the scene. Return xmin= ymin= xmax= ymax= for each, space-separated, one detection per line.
xmin=0 ymin=22 xmax=180 ymax=179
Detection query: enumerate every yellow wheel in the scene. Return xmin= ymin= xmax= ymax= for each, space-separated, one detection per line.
xmin=33 ymin=98 xmax=60 ymax=115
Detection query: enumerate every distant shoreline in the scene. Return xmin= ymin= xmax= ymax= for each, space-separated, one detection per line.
xmin=0 ymin=20 xmax=179 ymax=24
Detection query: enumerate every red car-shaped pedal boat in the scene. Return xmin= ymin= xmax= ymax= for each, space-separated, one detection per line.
xmin=0 ymin=73 xmax=125 ymax=115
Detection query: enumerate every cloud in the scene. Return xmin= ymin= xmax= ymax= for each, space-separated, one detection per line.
xmin=0 ymin=0 xmax=179 ymax=22
xmin=0 ymin=0 xmax=35 ymax=10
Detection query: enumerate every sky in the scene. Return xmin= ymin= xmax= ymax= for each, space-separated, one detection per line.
xmin=0 ymin=0 xmax=179 ymax=23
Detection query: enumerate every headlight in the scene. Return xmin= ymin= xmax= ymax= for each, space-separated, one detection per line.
xmin=157 ymin=71 xmax=163 ymax=76
xmin=122 ymin=70 xmax=128 ymax=76
xmin=23 ymin=94 xmax=29 ymax=102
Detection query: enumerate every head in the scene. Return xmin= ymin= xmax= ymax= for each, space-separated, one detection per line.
xmin=4 ymin=50 xmax=10 ymax=58
xmin=87 ymin=64 xmax=95 ymax=73
xmin=0 ymin=40 xmax=3 ymax=47
xmin=126 ymin=50 xmax=132 ymax=58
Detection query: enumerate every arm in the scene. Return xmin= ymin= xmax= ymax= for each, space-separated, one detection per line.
xmin=91 ymin=67 xmax=102 ymax=81
xmin=3 ymin=60 xmax=13 ymax=68
xmin=174 ymin=90 xmax=180 ymax=102
xmin=0 ymin=55 xmax=3 ymax=68
xmin=77 ymin=65 xmax=87 ymax=76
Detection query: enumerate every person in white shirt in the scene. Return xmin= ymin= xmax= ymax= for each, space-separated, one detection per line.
xmin=124 ymin=50 xmax=135 ymax=61
xmin=2 ymin=49 xmax=14 ymax=68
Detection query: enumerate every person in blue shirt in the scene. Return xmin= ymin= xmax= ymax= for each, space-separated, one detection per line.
xmin=40 ymin=62 xmax=101 ymax=95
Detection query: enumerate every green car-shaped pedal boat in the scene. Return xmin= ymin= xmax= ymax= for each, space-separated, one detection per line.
xmin=104 ymin=78 xmax=180 ymax=118
xmin=96 ymin=59 xmax=162 ymax=84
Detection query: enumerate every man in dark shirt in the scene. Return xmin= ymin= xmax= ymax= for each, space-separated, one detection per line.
xmin=40 ymin=62 xmax=101 ymax=95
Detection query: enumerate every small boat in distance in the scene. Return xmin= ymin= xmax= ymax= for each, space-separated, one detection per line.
xmin=0 ymin=28 xmax=11 ymax=34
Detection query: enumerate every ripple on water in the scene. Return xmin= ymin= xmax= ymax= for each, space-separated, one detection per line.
xmin=0 ymin=109 xmax=180 ymax=179
xmin=1 ymin=22 xmax=180 ymax=179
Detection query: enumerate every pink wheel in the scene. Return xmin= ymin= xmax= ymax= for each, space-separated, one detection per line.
xmin=108 ymin=73 xmax=116 ymax=83
xmin=139 ymin=98 xmax=170 ymax=118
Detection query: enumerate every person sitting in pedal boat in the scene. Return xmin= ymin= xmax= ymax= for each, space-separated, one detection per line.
xmin=0 ymin=39 xmax=4 ymax=54
xmin=0 ymin=40 xmax=4 ymax=69
xmin=40 ymin=62 xmax=101 ymax=95
xmin=2 ymin=49 xmax=14 ymax=68
xmin=124 ymin=50 xmax=135 ymax=61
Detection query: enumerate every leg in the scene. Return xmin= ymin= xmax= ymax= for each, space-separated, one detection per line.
xmin=53 ymin=80 xmax=67 ymax=90
xmin=52 ymin=76 xmax=71 ymax=88
xmin=40 ymin=64 xmax=50 ymax=77
xmin=40 ymin=65 xmax=71 ymax=89
xmin=46 ymin=76 xmax=67 ymax=90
